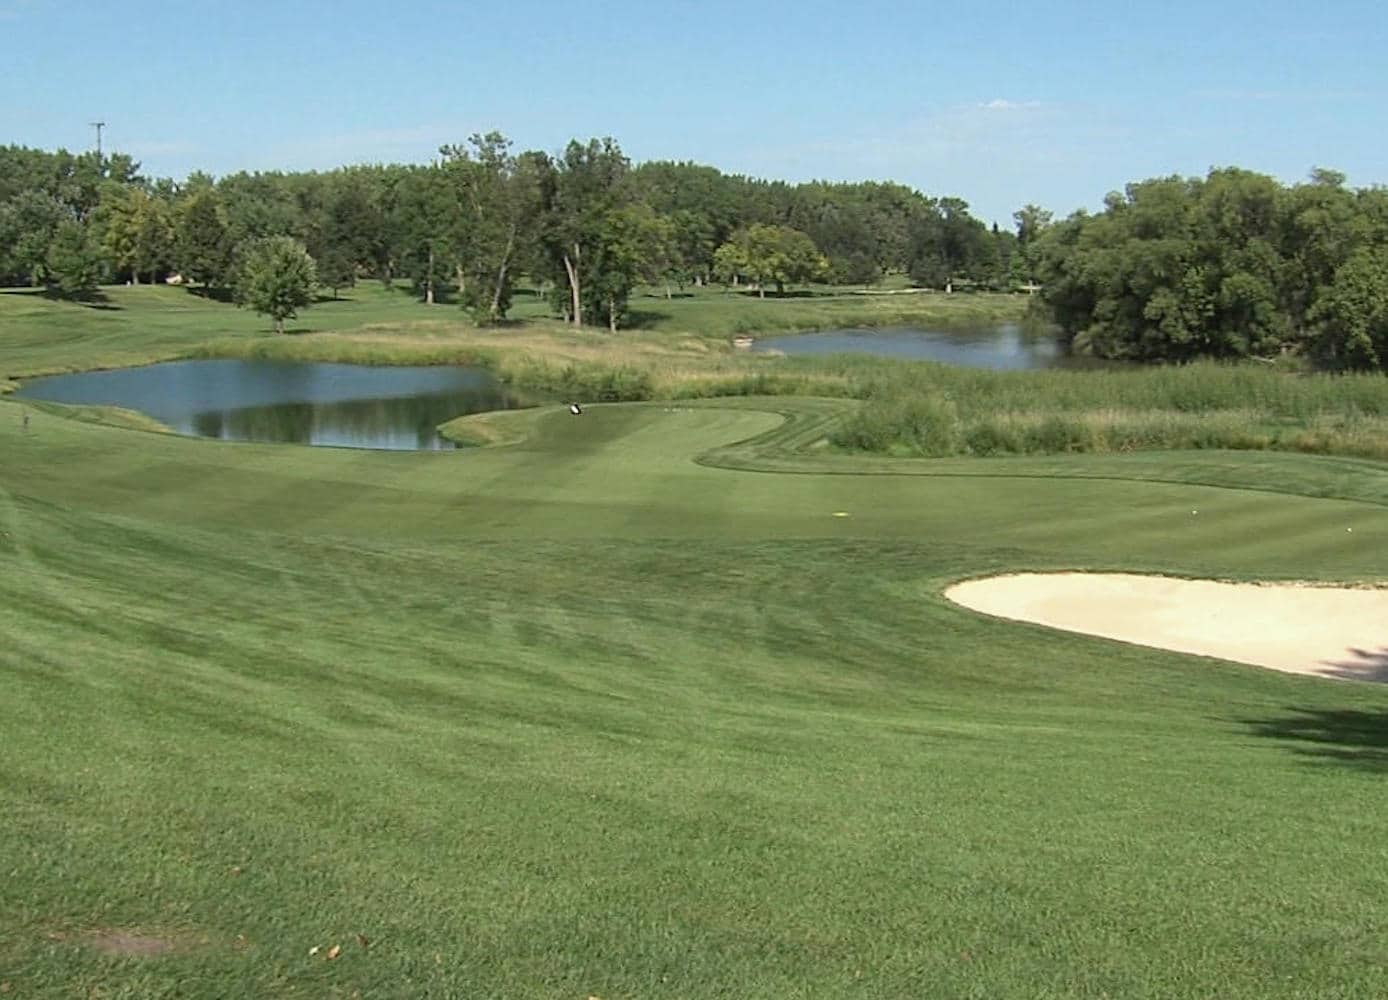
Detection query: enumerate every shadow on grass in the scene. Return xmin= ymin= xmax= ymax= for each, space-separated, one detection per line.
xmin=622 ymin=309 xmax=671 ymax=330
xmin=732 ymin=288 xmax=831 ymax=300
xmin=182 ymin=285 xmax=234 ymax=303
xmin=1 ymin=286 xmax=121 ymax=310
xmin=1240 ymin=706 xmax=1388 ymax=772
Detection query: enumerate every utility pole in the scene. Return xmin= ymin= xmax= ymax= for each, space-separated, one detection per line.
xmin=89 ymin=121 xmax=106 ymax=159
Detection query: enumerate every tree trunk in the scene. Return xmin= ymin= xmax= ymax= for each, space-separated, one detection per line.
xmin=456 ymin=262 xmax=466 ymax=296
xmin=608 ymin=294 xmax=617 ymax=333
xmin=490 ymin=261 xmax=509 ymax=321
xmin=132 ymin=270 xmax=141 ymax=286
xmin=758 ymin=285 xmax=765 ymax=299
xmin=563 ymin=244 xmax=582 ymax=327
xmin=490 ymin=227 xmax=515 ymax=322
xmin=425 ymin=247 xmax=435 ymax=305
xmin=664 ymin=282 xmax=672 ymax=300
xmin=274 ymin=315 xmax=284 ymax=335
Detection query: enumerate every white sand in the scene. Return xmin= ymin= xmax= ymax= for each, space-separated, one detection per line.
xmin=945 ymin=573 xmax=1388 ymax=683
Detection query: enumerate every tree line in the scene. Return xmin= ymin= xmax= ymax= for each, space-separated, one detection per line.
xmin=0 ymin=137 xmax=1034 ymax=330
xmin=1035 ymin=167 xmax=1388 ymax=369
xmin=8 ymin=141 xmax=1384 ymax=369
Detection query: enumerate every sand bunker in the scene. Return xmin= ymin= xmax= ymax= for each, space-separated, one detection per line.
xmin=945 ymin=573 xmax=1388 ymax=683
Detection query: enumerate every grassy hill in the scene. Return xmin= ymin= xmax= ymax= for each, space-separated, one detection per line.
xmin=3 ymin=389 xmax=1388 ymax=997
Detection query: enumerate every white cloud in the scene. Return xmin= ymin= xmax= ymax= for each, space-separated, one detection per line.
xmin=981 ymin=98 xmax=1042 ymax=111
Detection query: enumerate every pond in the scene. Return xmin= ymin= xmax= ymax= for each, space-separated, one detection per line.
xmin=752 ymin=323 xmax=1106 ymax=370
xmin=14 ymin=360 xmax=526 ymax=451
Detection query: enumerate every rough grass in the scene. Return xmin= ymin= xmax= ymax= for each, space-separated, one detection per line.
xmin=5 ymin=398 xmax=1388 ymax=997
xmin=832 ymin=362 xmax=1388 ymax=460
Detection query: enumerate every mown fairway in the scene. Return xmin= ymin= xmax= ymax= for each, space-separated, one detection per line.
xmin=3 ymin=391 xmax=1388 ymax=999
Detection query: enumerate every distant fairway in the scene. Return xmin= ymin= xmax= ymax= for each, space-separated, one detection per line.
xmin=3 ymin=390 xmax=1388 ymax=998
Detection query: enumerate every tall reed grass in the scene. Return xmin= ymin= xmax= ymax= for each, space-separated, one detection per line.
xmin=830 ymin=362 xmax=1388 ymax=460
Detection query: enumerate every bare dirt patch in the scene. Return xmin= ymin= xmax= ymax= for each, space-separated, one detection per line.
xmin=945 ymin=573 xmax=1388 ymax=682
xmin=80 ymin=929 xmax=186 ymax=957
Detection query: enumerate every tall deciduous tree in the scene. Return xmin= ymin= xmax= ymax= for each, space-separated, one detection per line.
xmin=233 ymin=236 xmax=317 ymax=334
xmin=45 ymin=219 xmax=105 ymax=299
xmin=397 ymin=164 xmax=457 ymax=306
xmin=442 ymin=132 xmax=544 ymax=323
xmin=588 ymin=203 xmax=672 ymax=330
xmin=539 ymin=137 xmax=630 ymax=327
xmin=1309 ymin=247 xmax=1388 ymax=369
xmin=175 ymin=188 xmax=232 ymax=289
xmin=0 ymin=190 xmax=66 ymax=286
xmin=97 ymin=185 xmax=174 ymax=285
xmin=1012 ymin=203 xmax=1053 ymax=286
xmin=714 ymin=224 xmax=826 ymax=297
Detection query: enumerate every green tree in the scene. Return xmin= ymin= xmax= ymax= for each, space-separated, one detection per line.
xmin=711 ymin=239 xmax=748 ymax=287
xmin=629 ymin=206 xmax=681 ymax=299
xmin=442 ymin=133 xmax=544 ymax=323
xmin=1012 ymin=203 xmax=1053 ymax=286
xmin=233 ymin=236 xmax=317 ymax=334
xmin=326 ymin=173 xmax=383 ymax=282
xmin=175 ymin=188 xmax=232 ymax=289
xmin=97 ymin=185 xmax=174 ymax=285
xmin=539 ymin=137 xmax=630 ymax=327
xmin=590 ymin=203 xmax=670 ymax=330
xmin=715 ymin=224 xmax=826 ymax=297
xmin=669 ymin=209 xmax=716 ymax=287
xmin=0 ymin=190 xmax=66 ymax=286
xmin=1308 ymin=247 xmax=1388 ymax=368
xmin=906 ymin=197 xmax=992 ymax=290
xmin=44 ymin=219 xmax=105 ymax=299
xmin=397 ymin=164 xmax=457 ymax=306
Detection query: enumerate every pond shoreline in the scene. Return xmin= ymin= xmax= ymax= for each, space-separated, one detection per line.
xmin=14 ymin=359 xmax=530 ymax=451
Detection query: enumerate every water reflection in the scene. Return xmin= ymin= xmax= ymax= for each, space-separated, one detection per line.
xmin=16 ymin=360 xmax=527 ymax=451
xmin=754 ymin=324 xmax=1109 ymax=371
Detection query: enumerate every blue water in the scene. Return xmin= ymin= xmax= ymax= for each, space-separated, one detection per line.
xmin=753 ymin=324 xmax=1105 ymax=371
xmin=15 ymin=360 xmax=526 ymax=451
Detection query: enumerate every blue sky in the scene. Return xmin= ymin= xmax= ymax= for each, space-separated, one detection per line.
xmin=4 ymin=0 xmax=1385 ymax=227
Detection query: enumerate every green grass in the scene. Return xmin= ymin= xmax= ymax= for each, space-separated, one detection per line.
xmin=3 ymin=394 xmax=1388 ymax=997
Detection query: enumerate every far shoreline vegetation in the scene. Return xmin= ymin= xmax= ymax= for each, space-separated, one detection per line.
xmin=8 ymin=281 xmax=1388 ymax=465
xmin=4 ymin=136 xmax=1388 ymax=463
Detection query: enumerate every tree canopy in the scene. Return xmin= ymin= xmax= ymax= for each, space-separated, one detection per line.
xmin=1034 ymin=167 xmax=1388 ymax=367
xmin=4 ymin=142 xmax=1388 ymax=364
xmin=233 ymin=235 xmax=317 ymax=334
